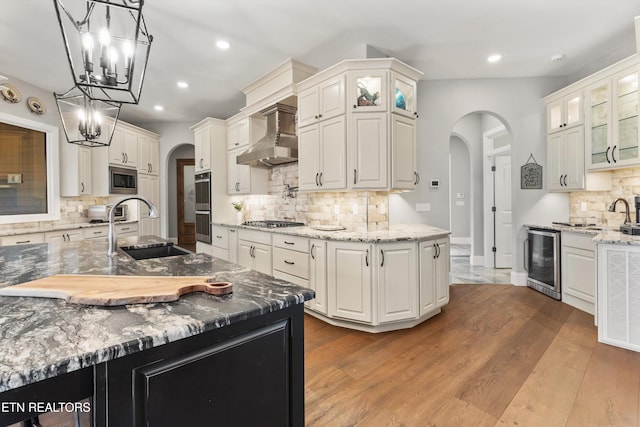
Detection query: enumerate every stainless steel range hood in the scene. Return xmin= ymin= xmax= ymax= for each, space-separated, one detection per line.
xmin=236 ymin=103 xmax=298 ymax=167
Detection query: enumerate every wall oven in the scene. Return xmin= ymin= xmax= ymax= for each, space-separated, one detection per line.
xmin=525 ymin=228 xmax=561 ymax=300
xmin=109 ymin=166 xmax=137 ymax=194
xmin=195 ymin=172 xmax=211 ymax=243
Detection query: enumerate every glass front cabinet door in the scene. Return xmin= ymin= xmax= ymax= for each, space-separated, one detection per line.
xmin=392 ymin=72 xmax=418 ymax=118
xmin=586 ymin=80 xmax=611 ymax=170
xmin=613 ymin=67 xmax=640 ymax=167
xmin=349 ymin=70 xmax=388 ymax=113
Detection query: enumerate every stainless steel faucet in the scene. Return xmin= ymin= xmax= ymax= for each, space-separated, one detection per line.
xmin=108 ymin=196 xmax=159 ymax=256
xmin=608 ymin=198 xmax=631 ymax=224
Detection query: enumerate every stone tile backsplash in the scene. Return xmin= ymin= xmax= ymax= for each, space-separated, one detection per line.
xmin=232 ymin=163 xmax=390 ymax=231
xmin=0 ymin=197 xmax=109 ymax=234
xmin=570 ymin=167 xmax=640 ymax=227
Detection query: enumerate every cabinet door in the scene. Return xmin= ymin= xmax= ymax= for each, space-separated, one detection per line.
xmin=392 ymin=72 xmax=418 ymax=118
xmin=351 ymin=112 xmax=388 ymax=189
xmin=236 ymin=162 xmax=251 ymax=194
xmin=297 ymin=87 xmax=319 ymax=128
xmin=419 ymin=241 xmax=437 ymax=315
xmin=123 ymin=129 xmax=138 ymax=167
xmin=149 ymin=139 xmax=159 ymax=176
xmin=586 ymin=80 xmax=612 ymax=170
xmin=227 ymin=149 xmax=239 ymax=194
xmin=318 ymin=115 xmax=347 ymax=190
xmin=109 ymin=126 xmax=126 ymax=165
xmin=252 ymin=242 xmax=273 ymax=275
xmin=548 ymin=132 xmax=565 ymax=191
xmin=319 ymin=74 xmax=346 ymax=121
xmin=78 ymin=146 xmax=92 ymax=195
xmin=435 ymin=238 xmax=450 ymax=307
xmin=228 ymin=228 xmax=238 ymax=264
xmin=612 ymin=67 xmax=640 ymax=167
xmin=391 ymin=114 xmax=417 ymax=190
xmin=547 ymin=92 xmax=582 ymax=133
xmin=44 ymin=229 xmax=83 ymax=244
xmin=327 ymin=241 xmax=372 ymax=322
xmin=563 ymin=126 xmax=585 ymax=190
xmin=237 ymin=240 xmax=254 ymax=270
xmin=562 ymin=245 xmax=595 ymax=314
xmin=378 ymin=242 xmax=418 ymax=323
xmin=308 ymin=240 xmax=327 ymax=314
xmin=195 ymin=127 xmax=211 ymax=172
xmin=298 ymin=125 xmax=321 ymax=191
xmin=0 ymin=232 xmax=45 ymax=246
xmin=139 ymin=175 xmax=160 ymax=236
xmin=349 ymin=70 xmax=388 ymax=113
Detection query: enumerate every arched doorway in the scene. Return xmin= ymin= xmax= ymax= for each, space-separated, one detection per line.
xmin=449 ymin=112 xmax=512 ymax=283
xmin=167 ymin=143 xmax=195 ymax=250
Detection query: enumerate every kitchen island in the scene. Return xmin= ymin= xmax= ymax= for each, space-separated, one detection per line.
xmin=0 ymin=236 xmax=313 ymax=426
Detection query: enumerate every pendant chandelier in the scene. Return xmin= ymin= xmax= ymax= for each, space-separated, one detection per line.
xmin=53 ymin=0 xmax=153 ymax=105
xmin=54 ymin=86 xmax=122 ymax=147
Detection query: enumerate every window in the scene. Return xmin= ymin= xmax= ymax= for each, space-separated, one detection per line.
xmin=0 ymin=112 xmax=59 ymax=224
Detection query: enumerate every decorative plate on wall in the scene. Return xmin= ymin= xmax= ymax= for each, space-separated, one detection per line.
xmin=27 ymin=97 xmax=46 ymax=115
xmin=0 ymin=84 xmax=22 ymax=103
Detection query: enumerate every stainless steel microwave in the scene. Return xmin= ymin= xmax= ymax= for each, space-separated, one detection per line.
xmin=109 ymin=166 xmax=137 ymax=194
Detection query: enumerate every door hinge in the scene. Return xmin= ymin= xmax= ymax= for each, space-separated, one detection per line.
xmin=491 ymin=165 xmax=496 ymax=172
xmin=491 ymin=206 xmax=496 ymax=212
xmin=492 ymin=247 xmax=497 ymax=252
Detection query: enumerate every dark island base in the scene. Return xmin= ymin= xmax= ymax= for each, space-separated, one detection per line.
xmin=1 ymin=305 xmax=305 ymax=427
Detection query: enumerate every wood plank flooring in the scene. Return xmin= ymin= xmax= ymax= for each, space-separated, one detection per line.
xmin=305 ymin=284 xmax=640 ymax=426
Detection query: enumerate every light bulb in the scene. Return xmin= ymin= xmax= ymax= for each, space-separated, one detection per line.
xmin=122 ymin=41 xmax=133 ymax=60
xmin=82 ymin=32 xmax=94 ymax=50
xmin=108 ymin=47 xmax=118 ymax=74
xmin=94 ymin=111 xmax=102 ymax=125
xmin=98 ymin=28 xmax=110 ymax=47
xmin=77 ymin=109 xmax=86 ymax=122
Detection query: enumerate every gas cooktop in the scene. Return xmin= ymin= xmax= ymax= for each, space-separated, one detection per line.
xmin=242 ymin=220 xmax=305 ymax=228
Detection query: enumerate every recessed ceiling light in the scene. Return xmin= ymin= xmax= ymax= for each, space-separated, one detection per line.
xmin=177 ymin=81 xmax=189 ymax=89
xmin=154 ymin=105 xmax=164 ymax=111
xmin=487 ymin=54 xmax=502 ymax=63
xmin=216 ymin=40 xmax=230 ymax=50
xmin=551 ymin=54 xmax=566 ymax=63
xmin=0 ymin=75 xmax=7 ymax=80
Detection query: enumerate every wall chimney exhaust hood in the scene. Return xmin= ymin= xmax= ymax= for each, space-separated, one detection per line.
xmin=236 ymin=103 xmax=298 ymax=167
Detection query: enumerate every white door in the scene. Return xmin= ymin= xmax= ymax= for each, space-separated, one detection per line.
xmin=494 ymin=155 xmax=512 ymax=268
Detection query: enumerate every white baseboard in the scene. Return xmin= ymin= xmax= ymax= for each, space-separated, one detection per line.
xmin=470 ymin=256 xmax=484 ymax=266
xmin=450 ymin=237 xmax=471 ymax=245
xmin=511 ymin=271 xmax=527 ymax=286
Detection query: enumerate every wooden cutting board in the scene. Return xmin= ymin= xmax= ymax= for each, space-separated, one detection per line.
xmin=0 ymin=275 xmax=233 ymax=306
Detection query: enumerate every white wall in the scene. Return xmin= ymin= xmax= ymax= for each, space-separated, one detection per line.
xmin=389 ymin=77 xmax=570 ymax=277
xmin=449 ymin=136 xmax=471 ymax=241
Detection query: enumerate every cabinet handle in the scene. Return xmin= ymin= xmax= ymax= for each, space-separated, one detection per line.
xmin=414 ymin=172 xmax=419 ymax=185
xmin=559 ymin=175 xmax=563 ymax=186
xmin=365 ymin=249 xmax=369 ymax=266
xmin=353 ymin=104 xmax=357 ymax=109
xmin=284 ymin=260 xmax=295 ymax=265
xmin=81 ymin=182 xmax=85 ymax=192
xmin=93 ymin=231 xmax=102 ymax=235
xmin=311 ymin=243 xmax=315 ymax=260
xmin=380 ymin=249 xmax=385 ymax=267
xmin=437 ymin=243 xmax=441 ymax=258
xmin=230 ymin=229 xmax=235 ymax=233
xmin=62 ymin=234 xmax=67 ymax=242
xmin=315 ymin=173 xmax=319 ymax=187
xmin=121 ymin=227 xmax=130 ymax=231
xmin=612 ymin=145 xmax=617 ymax=163
xmin=433 ymin=243 xmax=437 ymax=259
xmin=122 ymin=153 xmax=126 ymax=163
xmin=250 ymin=246 xmax=254 ymax=257
xmin=354 ymin=169 xmax=357 ymax=185
xmin=563 ymin=175 xmax=567 ymax=187
xmin=318 ymin=114 xmax=323 ymax=118
xmin=605 ymin=146 xmax=611 ymax=164
xmin=16 ymin=240 xmax=30 ymax=244
xmin=314 ymin=115 xmax=319 ymax=119
xmin=523 ymin=238 xmax=529 ymax=272
xmin=125 ymin=153 xmax=128 ymax=163
xmin=216 ymin=235 xmax=223 ymax=239
xmin=319 ymin=172 xmax=323 ymax=186
xmin=200 ymin=158 xmax=204 ymax=168
xmin=66 ymin=233 xmax=70 ymax=241
xmin=284 ymin=241 xmax=295 ymax=245
xmin=235 ymin=142 xmax=239 ymax=146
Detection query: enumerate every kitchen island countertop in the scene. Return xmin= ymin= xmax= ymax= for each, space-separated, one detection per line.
xmin=0 ymin=236 xmax=314 ymax=394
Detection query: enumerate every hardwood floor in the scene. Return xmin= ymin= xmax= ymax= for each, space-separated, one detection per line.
xmin=305 ymin=284 xmax=640 ymax=426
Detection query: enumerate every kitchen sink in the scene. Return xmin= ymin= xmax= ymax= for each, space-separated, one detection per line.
xmin=121 ymin=244 xmax=191 ymax=260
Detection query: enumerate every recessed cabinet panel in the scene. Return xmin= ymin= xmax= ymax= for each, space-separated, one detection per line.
xmin=319 ymin=116 xmax=347 ymax=190
xmin=378 ymin=242 xmax=418 ymax=323
xmin=298 ymin=126 xmax=321 ymax=191
xmin=392 ymin=115 xmax=417 ymax=189
xmin=615 ymin=70 xmax=639 ymax=164
xmin=351 ymin=113 xmax=388 ymax=189
xmin=586 ymin=81 xmax=611 ymax=169
xmin=327 ymin=241 xmax=372 ymax=323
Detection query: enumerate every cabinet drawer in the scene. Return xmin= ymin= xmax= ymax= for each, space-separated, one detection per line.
xmin=0 ymin=232 xmax=45 ymax=246
xmin=116 ymin=223 xmax=139 ymax=235
xmin=212 ymin=225 xmax=229 ymax=249
xmin=238 ymin=229 xmax=271 ymax=245
xmin=273 ymin=270 xmax=310 ymax=288
xmin=562 ymin=232 xmax=595 ymax=251
xmin=85 ymin=227 xmax=109 ymax=240
xmin=273 ymin=247 xmax=309 ymax=279
xmin=273 ymin=234 xmax=309 ymax=253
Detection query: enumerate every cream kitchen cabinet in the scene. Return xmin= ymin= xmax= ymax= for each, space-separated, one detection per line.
xmin=327 ymin=241 xmax=373 ymax=323
xmin=194 ymin=126 xmax=212 ymax=173
xmin=115 ymin=222 xmax=139 ymax=238
xmin=420 ymin=237 xmax=450 ymax=311
xmin=225 ymin=116 xmax=267 ymax=195
xmin=227 ymin=147 xmax=255 ymax=194
xmin=548 ymin=126 xmax=585 ymax=191
xmin=60 ymin=144 xmax=92 ymax=196
xmin=350 ymin=112 xmax=388 ymax=189
xmin=349 ymin=69 xmax=388 ymax=113
xmin=226 ymin=118 xmax=249 ymax=150
xmin=547 ymin=90 xmax=583 ymax=133
xmin=272 ymin=234 xmax=310 ymax=290
xmin=109 ymin=126 xmax=138 ymax=167
xmin=298 ymin=115 xmax=347 ymax=191
xmin=211 ymin=225 xmax=238 ymax=262
xmin=297 ymin=74 xmax=345 ymax=128
xmin=237 ymin=229 xmax=272 ymax=275
xmin=391 ymin=114 xmax=418 ymax=190
xmin=392 ymin=72 xmax=419 ymax=119
xmin=561 ymin=231 xmax=596 ymax=315
xmin=44 ymin=229 xmax=84 ymax=244
xmin=586 ymin=65 xmax=640 ymax=170
xmin=191 ymin=118 xmax=226 ymax=177
xmin=597 ymin=243 xmax=640 ymax=352
xmin=138 ymin=135 xmax=159 ymax=176
xmin=308 ymin=240 xmax=327 ymax=315
xmin=378 ymin=241 xmax=418 ymax=324
xmin=0 ymin=232 xmax=45 ymax=246
xmin=138 ymin=175 xmax=160 ymax=236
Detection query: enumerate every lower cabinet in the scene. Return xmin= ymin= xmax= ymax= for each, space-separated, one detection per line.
xmin=308 ymin=240 xmax=327 ymax=314
xmin=0 ymin=232 xmax=45 ymax=246
xmin=327 ymin=241 xmax=373 ymax=323
xmin=378 ymin=241 xmax=418 ymax=323
xmin=237 ymin=229 xmax=272 ymax=275
xmin=597 ymin=243 xmax=640 ymax=352
xmin=44 ymin=229 xmax=84 ymax=244
xmin=419 ymin=237 xmax=450 ymax=312
xmin=561 ymin=231 xmax=596 ymax=315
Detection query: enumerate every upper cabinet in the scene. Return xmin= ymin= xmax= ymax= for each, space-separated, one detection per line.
xmin=194 ymin=125 xmax=212 ymax=172
xmin=296 ymin=58 xmax=423 ymax=192
xmin=547 ymin=91 xmax=583 ymax=133
xmin=222 ymin=115 xmax=267 ymax=195
xmin=109 ymin=126 xmax=138 ymax=168
xmin=60 ymin=144 xmax=92 ymax=197
xmin=226 ymin=119 xmax=250 ymax=150
xmin=138 ymin=134 xmax=160 ymax=176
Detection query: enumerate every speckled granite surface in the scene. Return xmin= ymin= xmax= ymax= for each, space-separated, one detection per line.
xmin=0 ymin=236 xmax=313 ymax=393
xmin=524 ymin=223 xmax=602 ymax=235
xmin=213 ymin=222 xmax=450 ymax=242
xmin=525 ymin=223 xmax=640 ymax=245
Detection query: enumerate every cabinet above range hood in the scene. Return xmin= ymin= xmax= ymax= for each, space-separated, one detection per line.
xmin=236 ymin=103 xmax=298 ymax=167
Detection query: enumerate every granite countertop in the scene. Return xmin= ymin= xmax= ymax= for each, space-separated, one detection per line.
xmin=0 ymin=220 xmax=138 ymax=238
xmin=213 ymin=222 xmax=451 ymax=242
xmin=523 ymin=223 xmax=605 ymax=235
xmin=593 ymin=230 xmax=640 ymax=245
xmin=0 ymin=236 xmax=314 ymax=393
xmin=525 ymin=223 xmax=640 ymax=245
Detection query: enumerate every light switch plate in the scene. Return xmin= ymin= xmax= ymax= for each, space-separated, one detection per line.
xmin=7 ymin=173 xmax=22 ymax=184
xmin=416 ymin=203 xmax=431 ymax=212
xmin=580 ymin=202 xmax=587 ymax=212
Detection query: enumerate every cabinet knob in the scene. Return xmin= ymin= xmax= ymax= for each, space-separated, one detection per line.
xmin=353 ymin=105 xmax=357 ymax=109
xmin=318 ymin=114 xmax=323 ymax=118
xmin=314 ymin=115 xmax=319 ymax=119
